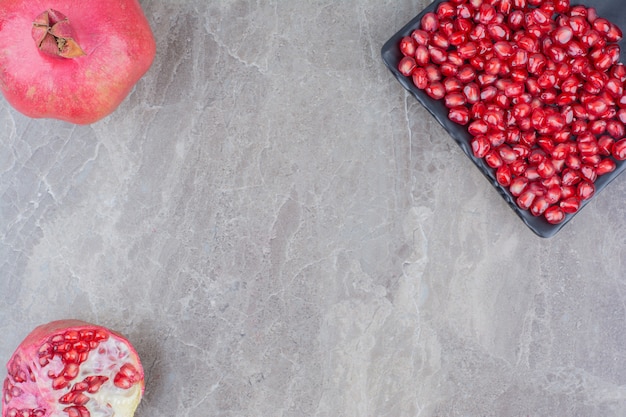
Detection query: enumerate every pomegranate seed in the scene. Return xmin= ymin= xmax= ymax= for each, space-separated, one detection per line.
xmin=512 ymin=143 xmax=531 ymax=158
xmin=462 ymin=82 xmax=480 ymax=104
xmin=613 ymin=138 xmax=626 ymax=160
xmin=457 ymin=65 xmax=477 ymax=83
xmin=499 ymin=0 xmax=513 ymax=14
xmin=443 ymin=77 xmax=463 ymax=93
xmin=537 ymin=70 xmax=557 ymax=89
xmin=449 ymin=31 xmax=468 ymax=46
xmin=593 ymin=18 xmax=611 ymax=34
xmin=588 ymin=119 xmax=607 ymax=135
xmin=477 ymin=72 xmax=498 ymax=86
xmin=455 ymin=17 xmax=474 ymax=34
xmin=469 ymin=55 xmax=486 ymax=71
xmin=611 ymin=64 xmax=626 ymax=82
xmin=471 ymin=135 xmax=491 ymax=157
xmin=448 ymin=106 xmax=470 ymax=125
xmin=597 ymin=136 xmax=615 ymax=156
xmin=553 ymin=25 xmax=573 ymax=44
xmin=444 ymin=92 xmax=466 ymax=108
xmin=421 ymin=13 xmax=439 ymax=32
xmin=488 ymin=131 xmax=507 ymax=148
xmin=586 ymin=98 xmax=609 ymax=117
xmin=59 ymin=391 xmax=77 ymax=404
xmin=596 ymin=158 xmax=616 ymax=175
xmin=528 ymin=148 xmax=547 ymax=166
xmin=73 ymin=393 xmax=90 ymax=406
xmin=553 ymin=129 xmax=572 ymax=143
xmin=411 ymin=29 xmax=429 ymax=46
xmin=469 ymin=119 xmax=490 ymax=136
xmin=577 ymin=181 xmax=595 ymax=200
xmin=507 ymin=128 xmax=521 ymax=144
xmin=397 ymin=57 xmax=416 ymax=77
xmin=496 ymin=164 xmax=512 ymax=186
xmin=498 ymin=144 xmax=517 ymax=164
xmin=437 ymin=2 xmax=456 ymax=20
xmin=507 ymin=10 xmax=524 ymax=27
xmin=504 ymin=81 xmax=524 ymax=97
xmin=509 ymin=176 xmax=529 ymax=196
xmin=580 ymin=29 xmax=601 ymax=48
xmin=431 ymin=32 xmax=450 ymax=49
xmin=582 ymin=154 xmax=602 ymax=166
xmin=607 ymin=120 xmax=625 ymax=139
xmin=399 ymin=37 xmax=416 ymax=56
xmin=512 ymin=102 xmax=531 ymax=120
xmin=494 ymin=91 xmax=510 ymax=108
xmin=586 ymin=7 xmax=599 ymax=23
xmin=560 ymin=196 xmax=580 ymax=214
xmin=484 ymin=57 xmax=502 ymax=75
xmin=469 ymin=24 xmax=487 ymax=41
xmin=551 ymin=158 xmax=566 ymax=174
xmin=530 ymin=197 xmax=550 ymax=216
xmin=412 ymin=68 xmax=428 ymax=89
xmin=64 ymin=406 xmax=90 ymax=417
xmin=580 ymin=165 xmax=597 ymax=182
xmin=477 ymin=3 xmax=497 ymax=25
xmin=415 ymin=45 xmax=429 ymax=66
xmin=544 ymin=206 xmax=566 ymax=224
xmin=425 ymin=65 xmax=442 ymax=82
xmin=569 ymin=16 xmax=590 ymax=37
xmin=565 ymin=154 xmax=582 ymax=170
xmin=440 ymin=62 xmax=458 ymax=77
xmin=527 ymin=54 xmax=547 ymax=75
xmin=428 ymin=46 xmax=447 ymax=64
xmin=457 ymin=42 xmax=478 ymax=59
xmin=594 ymin=49 xmax=618 ymax=71
xmin=487 ymin=23 xmax=510 ymax=41
xmin=471 ymin=102 xmax=487 ymax=119
xmin=493 ymin=41 xmax=515 ymax=59
xmin=425 ymin=82 xmax=446 ymax=99
xmin=606 ymin=24 xmax=623 ymax=42
xmin=562 ymin=168 xmax=582 ymax=186
xmin=484 ymin=108 xmax=504 ymax=129
xmin=537 ymin=159 xmax=556 ymax=178
xmin=571 ymin=56 xmax=592 ymax=74
xmin=545 ymin=184 xmax=562 ymax=204
xmin=517 ymin=190 xmax=536 ymax=210
xmin=561 ymin=185 xmax=576 ymax=199
xmin=457 ymin=4 xmax=472 ymax=20
xmin=547 ymin=45 xmax=568 ymax=62
xmin=52 ymin=376 xmax=69 ymax=390
xmin=485 ymin=149 xmax=503 ymax=168
xmin=605 ymin=78 xmax=623 ymax=98
xmin=510 ymin=68 xmax=528 ymax=84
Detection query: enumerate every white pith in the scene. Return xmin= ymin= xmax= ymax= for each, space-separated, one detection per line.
xmin=5 ymin=336 xmax=142 ymax=417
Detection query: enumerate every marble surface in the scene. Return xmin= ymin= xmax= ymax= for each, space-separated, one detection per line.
xmin=2 ymin=1 xmax=626 ymax=416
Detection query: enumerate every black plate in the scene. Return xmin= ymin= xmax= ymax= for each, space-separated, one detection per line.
xmin=381 ymin=0 xmax=626 ymax=238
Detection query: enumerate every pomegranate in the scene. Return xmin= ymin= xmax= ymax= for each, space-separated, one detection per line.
xmin=395 ymin=0 xmax=626 ymax=226
xmin=2 ymin=320 xmax=144 ymax=417
xmin=0 ymin=0 xmax=156 ymax=124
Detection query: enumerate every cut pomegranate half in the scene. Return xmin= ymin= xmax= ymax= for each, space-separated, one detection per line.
xmin=2 ymin=320 xmax=144 ymax=417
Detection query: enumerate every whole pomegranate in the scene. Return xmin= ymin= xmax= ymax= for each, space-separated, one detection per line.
xmin=0 ymin=0 xmax=156 ymax=124
xmin=2 ymin=320 xmax=145 ymax=417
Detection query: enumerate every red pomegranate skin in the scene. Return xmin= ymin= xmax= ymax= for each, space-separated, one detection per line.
xmin=0 ymin=0 xmax=156 ymax=124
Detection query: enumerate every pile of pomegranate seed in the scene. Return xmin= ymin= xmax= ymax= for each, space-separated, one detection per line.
xmin=398 ymin=0 xmax=626 ymax=224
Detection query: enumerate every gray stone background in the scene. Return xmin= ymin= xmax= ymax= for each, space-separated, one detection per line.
xmin=2 ymin=1 xmax=626 ymax=416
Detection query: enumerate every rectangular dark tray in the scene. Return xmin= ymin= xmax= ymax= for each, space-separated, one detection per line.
xmin=381 ymin=0 xmax=626 ymax=238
